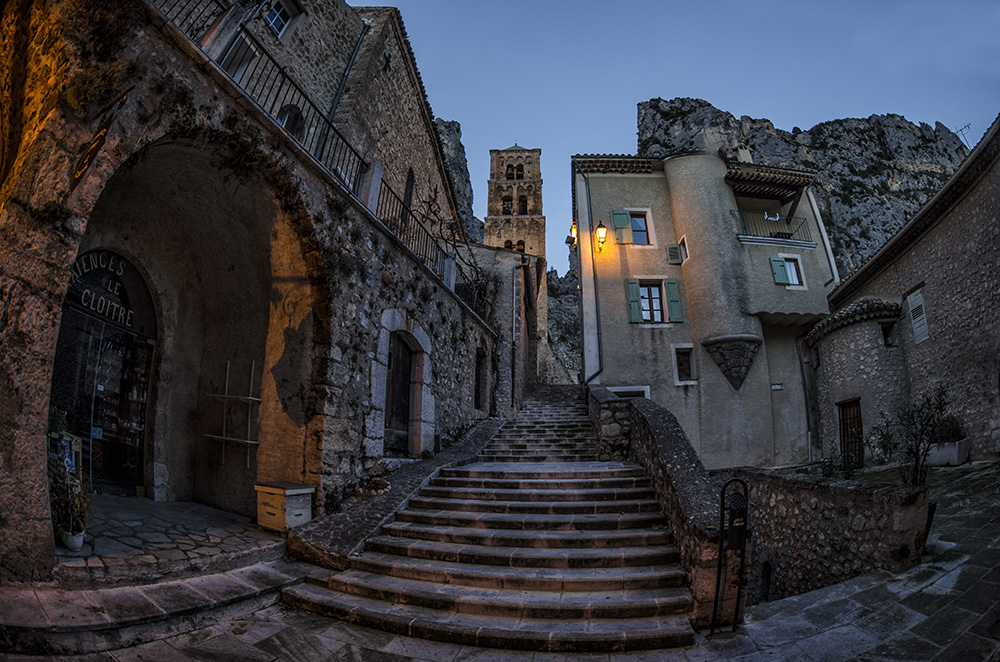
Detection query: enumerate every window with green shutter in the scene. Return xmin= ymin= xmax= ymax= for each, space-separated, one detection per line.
xmin=907 ymin=289 xmax=929 ymax=344
xmin=611 ymin=210 xmax=633 ymax=244
xmin=666 ymin=244 xmax=683 ymax=264
xmin=625 ymin=279 xmax=643 ymax=323
xmin=770 ymin=256 xmax=791 ymax=285
xmin=664 ymin=279 xmax=683 ymax=322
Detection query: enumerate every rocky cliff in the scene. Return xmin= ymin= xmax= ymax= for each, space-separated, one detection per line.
xmin=637 ymin=98 xmax=970 ymax=275
xmin=546 ymin=267 xmax=581 ymax=378
xmin=434 ymin=118 xmax=484 ymax=243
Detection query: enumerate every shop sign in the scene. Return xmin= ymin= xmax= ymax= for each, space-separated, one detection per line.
xmin=67 ymin=250 xmax=141 ymax=330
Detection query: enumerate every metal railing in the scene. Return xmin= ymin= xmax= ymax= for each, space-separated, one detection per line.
xmin=732 ymin=210 xmax=813 ymax=242
xmin=147 ymin=0 xmax=495 ymax=327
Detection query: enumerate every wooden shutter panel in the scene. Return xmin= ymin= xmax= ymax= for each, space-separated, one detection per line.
xmin=770 ymin=256 xmax=791 ymax=285
xmin=611 ymin=210 xmax=633 ymax=244
xmin=667 ymin=244 xmax=683 ymax=264
xmin=625 ymin=279 xmax=643 ymax=323
xmin=907 ymin=289 xmax=929 ymax=344
xmin=664 ymin=279 xmax=683 ymax=322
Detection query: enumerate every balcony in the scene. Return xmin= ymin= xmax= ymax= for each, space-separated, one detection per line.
xmin=145 ymin=0 xmax=494 ymax=326
xmin=732 ymin=210 xmax=814 ymax=244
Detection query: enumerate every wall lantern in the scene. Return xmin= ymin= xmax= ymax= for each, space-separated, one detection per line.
xmin=566 ymin=221 xmax=578 ymax=246
xmin=595 ymin=221 xmax=608 ymax=251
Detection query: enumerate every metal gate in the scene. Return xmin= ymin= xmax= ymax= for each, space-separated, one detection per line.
xmin=838 ymin=398 xmax=864 ymax=470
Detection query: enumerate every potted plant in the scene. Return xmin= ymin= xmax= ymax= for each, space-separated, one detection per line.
xmin=48 ymin=456 xmax=92 ymax=551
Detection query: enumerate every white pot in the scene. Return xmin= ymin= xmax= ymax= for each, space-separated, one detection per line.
xmin=927 ymin=438 xmax=971 ymax=467
xmin=60 ymin=530 xmax=85 ymax=552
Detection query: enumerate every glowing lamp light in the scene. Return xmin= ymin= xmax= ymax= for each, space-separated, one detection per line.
xmin=595 ymin=221 xmax=608 ymax=250
xmin=571 ymin=222 xmax=577 ymax=240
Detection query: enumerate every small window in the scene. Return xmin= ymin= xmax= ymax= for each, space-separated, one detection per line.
xmin=276 ymin=104 xmax=304 ymax=140
xmin=502 ymin=197 xmax=512 ymax=215
xmin=505 ymin=165 xmax=514 ymax=180
xmin=667 ymin=238 xmax=688 ymax=264
xmin=907 ymin=289 xmax=929 ymax=344
xmin=515 ymin=165 xmax=524 ymax=180
xmin=638 ymin=282 xmax=663 ymax=322
xmin=626 ymin=278 xmax=682 ymax=324
xmin=518 ymin=196 xmax=528 ymax=215
xmin=265 ymin=3 xmax=292 ymax=35
xmin=881 ymin=322 xmax=896 ymax=347
xmin=784 ymin=257 xmax=802 ymax=286
xmin=673 ymin=345 xmax=696 ymax=385
xmin=630 ymin=212 xmax=650 ymax=245
xmin=679 ymin=237 xmax=689 ymax=261
xmin=770 ymin=254 xmax=806 ymax=289
xmin=503 ymin=240 xmax=513 ymax=249
xmin=516 ymin=240 xmax=525 ymax=253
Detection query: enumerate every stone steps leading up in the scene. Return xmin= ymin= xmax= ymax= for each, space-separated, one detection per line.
xmin=282 ymin=388 xmax=695 ymax=652
xmin=1 ymin=560 xmax=310 ymax=655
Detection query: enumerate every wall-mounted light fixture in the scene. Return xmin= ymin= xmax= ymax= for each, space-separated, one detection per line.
xmin=595 ymin=221 xmax=608 ymax=251
xmin=566 ymin=221 xmax=578 ymax=246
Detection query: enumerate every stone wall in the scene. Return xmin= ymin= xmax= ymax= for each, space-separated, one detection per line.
xmin=723 ymin=467 xmax=928 ymax=603
xmin=587 ymin=387 xmax=739 ymax=629
xmin=0 ymin=1 xmax=505 ymax=581
xmin=813 ymin=117 xmax=1000 ymax=461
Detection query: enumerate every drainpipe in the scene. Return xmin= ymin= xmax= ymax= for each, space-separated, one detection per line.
xmin=579 ymin=169 xmax=604 ymax=385
xmin=511 ymin=260 xmax=529 ymax=408
xmin=318 ymin=18 xmax=369 ymax=157
xmin=795 ymin=329 xmax=814 ymax=463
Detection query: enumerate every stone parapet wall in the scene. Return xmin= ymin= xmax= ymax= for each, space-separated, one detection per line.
xmin=587 ymin=387 xmax=735 ymax=629
xmin=724 ymin=467 xmax=928 ymax=603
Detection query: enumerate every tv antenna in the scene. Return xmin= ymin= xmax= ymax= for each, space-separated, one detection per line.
xmin=955 ymin=123 xmax=972 ymax=149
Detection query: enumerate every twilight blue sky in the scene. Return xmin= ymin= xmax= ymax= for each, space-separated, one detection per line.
xmin=366 ymin=0 xmax=1000 ymax=276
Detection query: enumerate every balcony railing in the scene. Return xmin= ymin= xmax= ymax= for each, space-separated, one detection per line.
xmin=732 ymin=210 xmax=813 ymax=243
xmin=147 ymin=0 xmax=494 ymax=326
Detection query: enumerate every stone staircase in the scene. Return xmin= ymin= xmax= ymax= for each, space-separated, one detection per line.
xmin=283 ymin=386 xmax=695 ymax=652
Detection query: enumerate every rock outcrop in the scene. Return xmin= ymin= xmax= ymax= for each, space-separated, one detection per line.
xmin=637 ymin=98 xmax=969 ymax=275
xmin=434 ymin=118 xmax=484 ymax=242
xmin=547 ymin=266 xmax=581 ymax=379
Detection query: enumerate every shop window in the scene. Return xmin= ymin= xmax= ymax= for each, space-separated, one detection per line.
xmin=673 ymin=345 xmax=696 ymax=385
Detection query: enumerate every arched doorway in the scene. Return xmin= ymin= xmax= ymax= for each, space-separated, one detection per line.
xmin=384 ymin=331 xmax=413 ymax=456
xmin=47 ymin=250 xmax=157 ymax=495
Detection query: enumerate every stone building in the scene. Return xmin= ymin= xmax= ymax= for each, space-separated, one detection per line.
xmin=806 ymin=115 xmax=1000 ymax=464
xmin=483 ymin=145 xmax=568 ymax=384
xmin=572 ymin=151 xmax=839 ymax=468
xmin=0 ymin=0 xmax=530 ymax=582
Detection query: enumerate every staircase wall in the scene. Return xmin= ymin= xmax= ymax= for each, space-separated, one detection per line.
xmin=587 ymin=386 xmax=738 ymax=628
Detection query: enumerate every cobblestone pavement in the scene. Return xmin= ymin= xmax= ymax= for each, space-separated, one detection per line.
xmin=5 ymin=463 xmax=998 ymax=661
xmin=53 ymin=494 xmax=283 ymax=586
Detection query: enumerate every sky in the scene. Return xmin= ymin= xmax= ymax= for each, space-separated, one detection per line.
xmin=365 ymin=0 xmax=1000 ymax=276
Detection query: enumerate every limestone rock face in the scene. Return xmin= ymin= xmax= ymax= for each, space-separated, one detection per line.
xmin=434 ymin=118 xmax=484 ymax=243
xmin=637 ymin=98 xmax=970 ymax=276
xmin=546 ymin=267 xmax=581 ymax=377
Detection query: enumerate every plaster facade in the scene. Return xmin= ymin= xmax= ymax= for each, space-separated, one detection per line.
xmin=0 ymin=0 xmax=520 ymax=582
xmin=573 ymin=153 xmax=838 ymax=468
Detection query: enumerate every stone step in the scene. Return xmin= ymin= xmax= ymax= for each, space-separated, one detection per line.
xmin=347 ymin=550 xmax=686 ymax=588
xmin=478 ymin=448 xmax=597 ymax=456
xmin=395 ymin=508 xmax=667 ymax=531
xmin=476 ymin=454 xmax=601 ymax=462
xmin=440 ymin=462 xmax=646 ymax=480
xmin=378 ymin=521 xmax=672 ymax=548
xmin=419 ymin=485 xmax=655 ymax=502
xmin=407 ymin=496 xmax=661 ymax=515
xmin=429 ymin=475 xmax=652 ymax=490
xmin=0 ymin=560 xmax=310 ymax=655
xmin=322 ymin=570 xmax=693 ymax=619
xmin=283 ymin=583 xmax=695 ymax=652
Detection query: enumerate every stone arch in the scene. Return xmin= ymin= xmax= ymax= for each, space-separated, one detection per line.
xmin=371 ymin=309 xmax=434 ymax=459
xmin=47 ymin=134 xmax=332 ymax=513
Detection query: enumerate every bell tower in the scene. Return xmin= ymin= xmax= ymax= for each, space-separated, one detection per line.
xmin=484 ymin=145 xmax=552 ymax=380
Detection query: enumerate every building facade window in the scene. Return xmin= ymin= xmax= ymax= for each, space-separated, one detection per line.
xmin=515 ymin=165 xmax=524 ymax=180
xmin=770 ymin=254 xmax=806 ymax=289
xmin=625 ymin=278 xmax=683 ymax=324
xmin=505 ymin=165 xmax=514 ymax=180
xmin=264 ymin=0 xmax=301 ymax=39
xmin=630 ymin=212 xmax=650 ymax=245
xmin=610 ymin=209 xmax=655 ymax=246
xmin=518 ymin=196 xmax=528 ymax=215
xmin=672 ymin=344 xmax=696 ymax=385
xmin=837 ymin=398 xmax=864 ymax=469
xmin=502 ymin=196 xmax=512 ymax=215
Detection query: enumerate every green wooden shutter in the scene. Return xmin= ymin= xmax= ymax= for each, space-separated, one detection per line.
xmin=625 ymin=279 xmax=643 ymax=323
xmin=664 ymin=279 xmax=683 ymax=322
xmin=770 ymin=256 xmax=791 ymax=285
xmin=667 ymin=244 xmax=683 ymax=264
xmin=611 ymin=210 xmax=633 ymax=244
